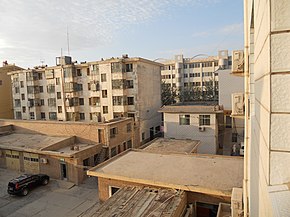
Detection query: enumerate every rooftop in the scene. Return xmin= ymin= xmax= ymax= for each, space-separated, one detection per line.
xmin=88 ymin=150 xmax=244 ymax=197
xmin=143 ymin=138 xmax=199 ymax=154
xmin=80 ymin=187 xmax=186 ymax=217
xmin=0 ymin=133 xmax=70 ymax=151
xmin=159 ymin=104 xmax=223 ymax=114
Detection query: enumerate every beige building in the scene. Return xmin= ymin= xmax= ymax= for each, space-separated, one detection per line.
xmin=160 ymin=50 xmax=231 ymax=98
xmin=87 ymin=149 xmax=243 ymax=216
xmin=160 ymin=104 xmax=224 ymax=154
xmin=243 ymin=0 xmax=290 ymax=216
xmin=0 ymin=117 xmax=134 ymax=163
xmin=8 ymin=55 xmax=162 ymax=146
xmin=0 ymin=63 xmax=22 ymax=119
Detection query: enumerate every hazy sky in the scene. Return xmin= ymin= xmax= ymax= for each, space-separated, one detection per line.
xmin=0 ymin=0 xmax=244 ymax=68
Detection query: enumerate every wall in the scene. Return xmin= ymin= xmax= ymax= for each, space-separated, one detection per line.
xmin=245 ymin=0 xmax=290 ymax=216
xmin=163 ymin=113 xmax=218 ymax=154
xmin=0 ymin=66 xmax=21 ymax=119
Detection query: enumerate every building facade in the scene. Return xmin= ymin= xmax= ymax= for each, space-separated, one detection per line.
xmin=8 ymin=55 xmax=162 ymax=146
xmin=160 ymin=50 xmax=231 ymax=103
xmin=0 ymin=63 xmax=22 ymax=119
xmin=160 ymin=104 xmax=224 ymax=154
xmin=244 ymin=0 xmax=290 ymax=216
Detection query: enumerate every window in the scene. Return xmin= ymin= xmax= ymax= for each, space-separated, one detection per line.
xmin=179 ymin=115 xmax=190 ymax=125
xmin=15 ymin=86 xmax=20 ymax=93
xmin=79 ymin=98 xmax=84 ymax=105
xmin=22 ymin=106 xmax=26 ymax=113
xmin=57 ymin=92 xmax=61 ymax=99
xmin=83 ymin=158 xmax=89 ymax=171
xmin=184 ymin=73 xmax=188 ymax=78
xmin=127 ymin=97 xmax=134 ymax=105
xmin=38 ymin=73 xmax=43 ymax=80
xmin=142 ymin=132 xmax=145 ymax=141
xmin=111 ymin=147 xmax=117 ymax=157
xmin=80 ymin=113 xmax=85 ymax=120
xmin=128 ymin=113 xmax=135 ymax=121
xmin=20 ymin=81 xmax=24 ymax=88
xmin=102 ymin=90 xmax=107 ymax=98
xmin=39 ymin=86 xmax=43 ymax=93
xmin=101 ymin=73 xmax=106 ymax=82
xmin=126 ymin=80 xmax=134 ymax=89
xmin=232 ymin=133 xmax=238 ymax=142
xmin=56 ymin=78 xmax=60 ymax=85
xmin=49 ymin=112 xmax=57 ymax=120
xmin=40 ymin=99 xmax=44 ymax=106
xmin=113 ymin=96 xmax=126 ymax=106
xmin=0 ymin=80 xmax=3 ymax=85
xmin=58 ymin=106 xmax=62 ymax=113
xmin=226 ymin=116 xmax=232 ymax=128
xmin=103 ymin=106 xmax=108 ymax=114
xmin=87 ymin=68 xmax=90 ymax=76
xmin=29 ymin=112 xmax=35 ymax=120
xmin=110 ymin=127 xmax=118 ymax=138
xmin=14 ymin=99 xmax=21 ymax=107
xmin=127 ymin=123 xmax=131 ymax=132
xmin=77 ymin=68 xmax=82 ymax=76
xmin=199 ymin=115 xmax=210 ymax=126
xmin=125 ymin=63 xmax=133 ymax=72
xmin=21 ymin=94 xmax=25 ymax=100
xmin=127 ymin=140 xmax=132 ymax=149
xmin=90 ymin=97 xmax=100 ymax=106
xmin=41 ymin=112 xmax=46 ymax=119
xmin=48 ymin=98 xmax=56 ymax=107
xmin=15 ymin=112 xmax=22 ymax=119
xmin=47 ymin=84 xmax=55 ymax=93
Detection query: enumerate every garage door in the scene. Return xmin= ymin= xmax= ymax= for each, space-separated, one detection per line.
xmin=23 ymin=152 xmax=40 ymax=174
xmin=5 ymin=150 xmax=20 ymax=171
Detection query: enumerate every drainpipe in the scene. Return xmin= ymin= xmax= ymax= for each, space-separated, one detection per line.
xmin=243 ymin=0 xmax=250 ymax=216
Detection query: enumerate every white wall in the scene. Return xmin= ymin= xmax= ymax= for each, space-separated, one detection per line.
xmin=163 ymin=113 xmax=217 ymax=154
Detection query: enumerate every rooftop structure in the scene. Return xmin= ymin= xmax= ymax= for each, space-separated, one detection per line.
xmin=143 ymin=138 xmax=199 ymax=154
xmin=81 ymin=187 xmax=187 ymax=217
xmin=88 ymin=150 xmax=244 ymax=197
xmin=159 ymin=104 xmax=223 ymax=114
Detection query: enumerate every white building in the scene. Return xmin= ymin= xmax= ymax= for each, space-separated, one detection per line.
xmin=160 ymin=50 xmax=231 ymax=98
xmin=8 ymin=55 xmax=162 ymax=146
xmin=218 ymin=67 xmax=245 ymax=155
xmin=243 ymin=0 xmax=290 ymax=216
xmin=160 ymin=104 xmax=224 ymax=154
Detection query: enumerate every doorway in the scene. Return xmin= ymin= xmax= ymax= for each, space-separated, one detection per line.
xmin=60 ymin=162 xmax=67 ymax=180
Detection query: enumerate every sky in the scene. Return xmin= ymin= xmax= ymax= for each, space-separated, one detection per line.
xmin=0 ymin=0 xmax=244 ymax=68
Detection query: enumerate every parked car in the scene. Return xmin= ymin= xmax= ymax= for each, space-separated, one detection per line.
xmin=7 ymin=174 xmax=49 ymax=196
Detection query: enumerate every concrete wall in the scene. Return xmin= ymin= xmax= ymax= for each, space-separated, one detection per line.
xmin=218 ymin=69 xmax=244 ymax=111
xmin=245 ymin=0 xmax=290 ymax=216
xmin=163 ymin=113 xmax=218 ymax=154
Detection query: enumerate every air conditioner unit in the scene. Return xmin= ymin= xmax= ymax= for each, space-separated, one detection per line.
xmin=232 ymin=93 xmax=244 ymax=115
xmin=40 ymin=158 xmax=48 ymax=164
xmin=199 ymin=126 xmax=205 ymax=132
xmin=232 ymin=50 xmax=244 ymax=74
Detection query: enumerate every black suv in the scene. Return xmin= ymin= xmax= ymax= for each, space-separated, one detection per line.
xmin=8 ymin=174 xmax=49 ymax=196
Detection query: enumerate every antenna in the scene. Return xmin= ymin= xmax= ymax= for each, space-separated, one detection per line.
xmin=67 ymin=25 xmax=70 ymax=56
xmin=40 ymin=59 xmax=45 ymax=66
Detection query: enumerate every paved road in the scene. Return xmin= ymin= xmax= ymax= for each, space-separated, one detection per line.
xmin=0 ymin=168 xmax=100 ymax=217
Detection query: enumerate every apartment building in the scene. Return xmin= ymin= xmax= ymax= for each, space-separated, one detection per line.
xmin=243 ymin=0 xmax=290 ymax=216
xmin=160 ymin=50 xmax=231 ymax=102
xmin=0 ymin=62 xmax=22 ymax=119
xmin=160 ymin=104 xmax=224 ymax=154
xmin=8 ymin=55 xmax=162 ymax=146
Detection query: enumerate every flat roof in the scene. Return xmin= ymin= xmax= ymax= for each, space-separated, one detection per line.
xmin=0 ymin=133 xmax=70 ymax=151
xmin=88 ymin=150 xmax=244 ymax=197
xmin=143 ymin=138 xmax=199 ymax=154
xmin=159 ymin=105 xmax=223 ymax=114
xmin=81 ymin=187 xmax=186 ymax=217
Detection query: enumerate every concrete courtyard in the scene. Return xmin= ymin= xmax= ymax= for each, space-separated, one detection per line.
xmin=0 ymin=168 xmax=100 ymax=217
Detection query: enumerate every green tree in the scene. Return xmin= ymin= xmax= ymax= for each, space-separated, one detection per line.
xmin=161 ymin=82 xmax=177 ymax=105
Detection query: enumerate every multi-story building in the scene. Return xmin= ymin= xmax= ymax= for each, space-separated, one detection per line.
xmin=243 ymin=1 xmax=290 ymax=216
xmin=8 ymin=55 xmax=162 ymax=146
xmin=160 ymin=50 xmax=231 ymax=103
xmin=0 ymin=62 xmax=22 ymax=119
xmin=160 ymin=104 xmax=224 ymax=154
